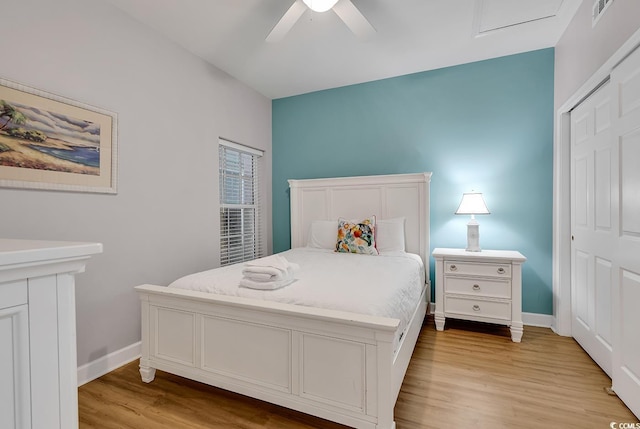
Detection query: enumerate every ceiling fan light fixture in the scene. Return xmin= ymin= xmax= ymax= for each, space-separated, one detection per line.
xmin=303 ymin=0 xmax=339 ymax=13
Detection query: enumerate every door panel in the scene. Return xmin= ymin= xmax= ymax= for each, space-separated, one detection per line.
xmin=594 ymin=148 xmax=612 ymax=229
xmin=620 ymin=270 xmax=640 ymax=382
xmin=611 ymin=44 xmax=640 ymax=418
xmin=594 ymin=257 xmax=612 ymax=347
xmin=574 ymin=156 xmax=589 ymax=228
xmin=573 ymin=250 xmax=590 ymax=328
xmin=620 ymin=130 xmax=640 ymax=236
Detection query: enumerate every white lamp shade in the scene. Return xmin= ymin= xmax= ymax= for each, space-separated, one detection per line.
xmin=455 ymin=192 xmax=490 ymax=215
xmin=303 ymin=0 xmax=339 ymax=12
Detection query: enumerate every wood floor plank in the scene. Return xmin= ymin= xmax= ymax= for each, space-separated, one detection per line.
xmin=79 ymin=317 xmax=637 ymax=428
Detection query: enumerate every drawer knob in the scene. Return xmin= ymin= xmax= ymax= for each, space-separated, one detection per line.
xmin=472 ymin=305 xmax=481 ymax=311
xmin=450 ymin=264 xmax=458 ymax=271
xmin=472 ymin=284 xmax=480 ymax=291
xmin=497 ymin=267 xmax=506 ymax=274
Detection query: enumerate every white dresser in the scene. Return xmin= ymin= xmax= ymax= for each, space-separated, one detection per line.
xmin=0 ymin=239 xmax=102 ymax=429
xmin=432 ymin=248 xmax=526 ymax=342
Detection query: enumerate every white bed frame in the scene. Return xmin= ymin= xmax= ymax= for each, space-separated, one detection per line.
xmin=135 ymin=172 xmax=431 ymax=429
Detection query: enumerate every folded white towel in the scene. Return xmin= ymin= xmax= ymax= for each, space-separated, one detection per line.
xmin=240 ymin=254 xmax=299 ymax=290
xmin=243 ymin=255 xmax=299 ymax=282
xmin=245 ymin=254 xmax=290 ymax=271
xmin=241 ymin=271 xmax=274 ymax=282
xmin=239 ymin=277 xmax=295 ymax=290
xmin=241 ymin=264 xmax=300 ymax=282
xmin=242 ymin=265 xmax=287 ymax=280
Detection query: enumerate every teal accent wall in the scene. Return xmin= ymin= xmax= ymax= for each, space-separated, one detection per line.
xmin=272 ymin=48 xmax=554 ymax=315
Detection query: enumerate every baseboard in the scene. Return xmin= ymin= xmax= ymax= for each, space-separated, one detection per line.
xmin=428 ymin=302 xmax=435 ymax=315
xmin=430 ymin=303 xmax=554 ymax=329
xmin=522 ymin=312 xmax=554 ymax=328
xmin=77 ymin=341 xmax=141 ymax=386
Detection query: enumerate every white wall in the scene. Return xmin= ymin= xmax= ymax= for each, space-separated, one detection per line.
xmin=551 ymin=0 xmax=640 ymax=335
xmin=1 ymin=0 xmax=272 ymax=367
xmin=555 ymin=0 xmax=640 ymax=109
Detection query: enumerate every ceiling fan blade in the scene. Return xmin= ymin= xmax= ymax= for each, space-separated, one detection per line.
xmin=332 ymin=0 xmax=376 ymax=39
xmin=266 ymin=0 xmax=307 ymax=42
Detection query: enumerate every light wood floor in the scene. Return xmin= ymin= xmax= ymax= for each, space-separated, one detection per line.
xmin=79 ymin=316 xmax=637 ymax=428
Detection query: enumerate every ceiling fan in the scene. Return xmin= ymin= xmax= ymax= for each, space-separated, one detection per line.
xmin=266 ymin=0 xmax=376 ymax=42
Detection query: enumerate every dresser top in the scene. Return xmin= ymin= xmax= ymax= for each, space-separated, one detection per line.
xmin=432 ymin=247 xmax=526 ymax=262
xmin=0 ymin=239 xmax=103 ymax=267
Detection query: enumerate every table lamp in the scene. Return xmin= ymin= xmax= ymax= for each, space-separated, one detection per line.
xmin=455 ymin=192 xmax=490 ymax=252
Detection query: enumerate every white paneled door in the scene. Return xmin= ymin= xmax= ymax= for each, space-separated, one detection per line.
xmin=610 ymin=44 xmax=640 ymax=418
xmin=571 ymin=44 xmax=640 ymax=418
xmin=570 ymin=80 xmax=614 ymax=377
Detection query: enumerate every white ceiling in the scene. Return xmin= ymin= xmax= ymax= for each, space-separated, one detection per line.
xmin=105 ymin=0 xmax=583 ymax=99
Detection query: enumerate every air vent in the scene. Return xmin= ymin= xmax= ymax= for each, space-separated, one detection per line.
xmin=592 ymin=0 xmax=613 ymax=26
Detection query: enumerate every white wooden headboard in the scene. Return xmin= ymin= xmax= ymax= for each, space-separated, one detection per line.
xmin=288 ymin=172 xmax=432 ymax=282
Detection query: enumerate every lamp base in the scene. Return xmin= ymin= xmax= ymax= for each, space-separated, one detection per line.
xmin=466 ymin=222 xmax=481 ymax=252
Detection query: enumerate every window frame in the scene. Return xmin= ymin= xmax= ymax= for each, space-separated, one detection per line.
xmin=218 ymin=139 xmax=264 ymax=266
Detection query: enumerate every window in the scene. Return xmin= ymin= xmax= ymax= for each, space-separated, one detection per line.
xmin=219 ymin=139 xmax=264 ymax=266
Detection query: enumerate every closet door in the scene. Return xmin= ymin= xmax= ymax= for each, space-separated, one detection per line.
xmin=610 ymin=44 xmax=640 ymax=418
xmin=570 ymin=80 xmax=615 ymax=376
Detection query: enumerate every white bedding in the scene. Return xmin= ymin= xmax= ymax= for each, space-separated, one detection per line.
xmin=169 ymin=247 xmax=425 ymax=336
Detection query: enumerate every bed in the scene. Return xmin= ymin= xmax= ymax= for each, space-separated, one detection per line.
xmin=135 ymin=172 xmax=432 ymax=429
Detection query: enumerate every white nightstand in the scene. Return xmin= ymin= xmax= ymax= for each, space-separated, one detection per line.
xmin=432 ymin=248 xmax=526 ymax=342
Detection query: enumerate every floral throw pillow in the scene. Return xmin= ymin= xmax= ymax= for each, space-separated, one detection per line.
xmin=335 ymin=216 xmax=378 ymax=255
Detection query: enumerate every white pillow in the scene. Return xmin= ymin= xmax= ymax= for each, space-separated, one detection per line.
xmin=307 ymin=220 xmax=339 ymax=249
xmin=376 ymin=217 xmax=406 ymax=253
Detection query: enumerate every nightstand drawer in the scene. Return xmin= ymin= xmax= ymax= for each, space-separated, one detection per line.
xmin=444 ymin=277 xmax=511 ymax=299
xmin=444 ymin=296 xmax=511 ymax=321
xmin=444 ymin=260 xmax=511 ymax=278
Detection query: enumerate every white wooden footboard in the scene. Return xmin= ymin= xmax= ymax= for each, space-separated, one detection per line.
xmin=136 ymin=284 xmax=427 ymax=429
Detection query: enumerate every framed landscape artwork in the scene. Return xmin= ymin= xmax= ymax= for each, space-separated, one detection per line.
xmin=0 ymin=78 xmax=117 ymax=193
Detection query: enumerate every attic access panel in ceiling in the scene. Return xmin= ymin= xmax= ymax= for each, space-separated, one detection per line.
xmin=474 ymin=0 xmax=564 ymax=35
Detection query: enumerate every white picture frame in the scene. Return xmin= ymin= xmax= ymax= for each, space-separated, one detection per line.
xmin=0 ymin=78 xmax=117 ymax=194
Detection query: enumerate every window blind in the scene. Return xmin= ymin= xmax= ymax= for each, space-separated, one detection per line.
xmin=219 ymin=139 xmax=264 ymax=266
